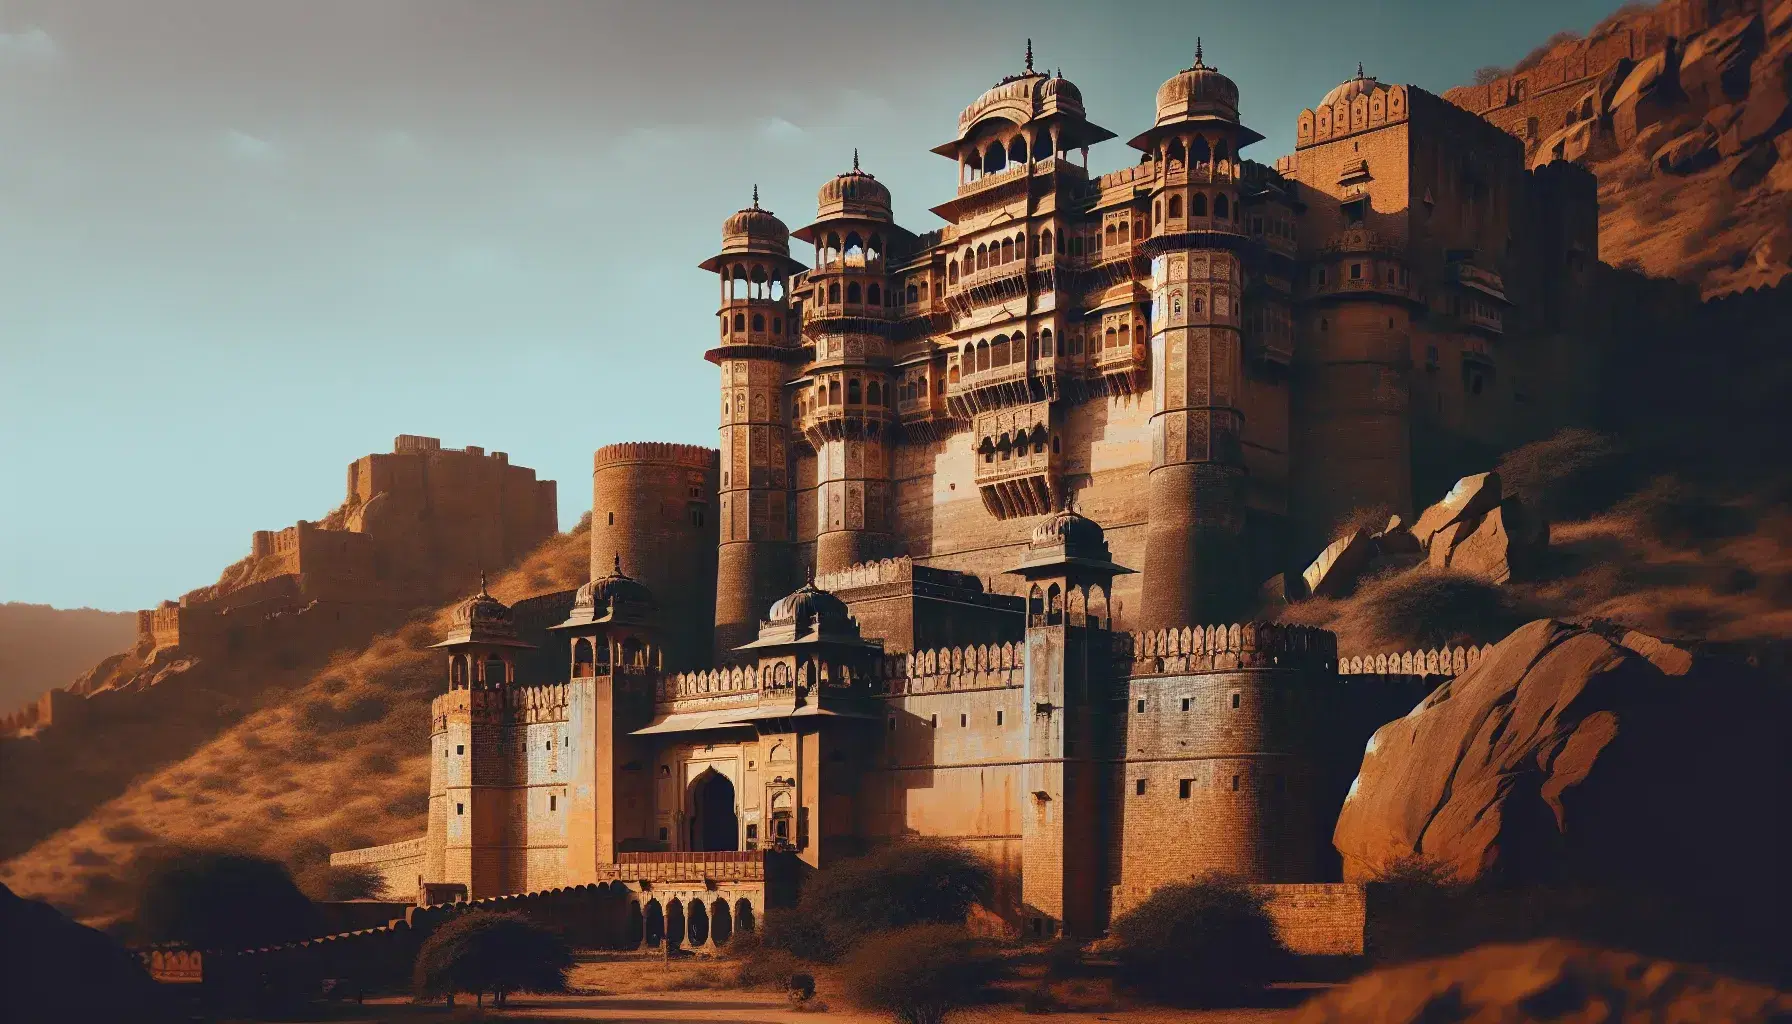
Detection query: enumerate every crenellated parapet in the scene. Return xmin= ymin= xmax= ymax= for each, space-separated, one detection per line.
xmin=1338 ymin=644 xmax=1493 ymax=678
xmin=814 ymin=556 xmax=914 ymax=592
xmin=430 ymin=682 xmax=570 ymax=731
xmin=660 ymin=664 xmax=761 ymax=701
xmin=876 ymin=641 xmax=1025 ymax=695
xmin=1126 ymin=623 xmax=1338 ymax=675
xmin=592 ymin=441 xmax=718 ymax=474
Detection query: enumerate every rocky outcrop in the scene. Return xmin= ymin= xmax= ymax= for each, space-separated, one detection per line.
xmin=1290 ymin=940 xmax=1792 ymax=1023
xmin=1679 ymin=13 xmax=1764 ymax=108
xmin=1428 ymin=497 xmax=1550 ymax=584
xmin=1410 ymin=473 xmax=1502 ymax=551
xmin=1658 ymin=121 xmax=1723 ymax=172
xmin=1303 ymin=528 xmax=1375 ymax=598
xmin=1333 ymin=620 xmax=1789 ymax=886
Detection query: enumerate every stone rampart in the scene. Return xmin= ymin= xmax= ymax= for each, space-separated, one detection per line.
xmin=1127 ymin=623 xmax=1339 ymax=675
xmin=878 ymin=641 xmax=1025 ymax=695
xmin=1338 ymin=643 xmax=1494 ymax=678
xmin=430 ymin=682 xmax=570 ymax=731
xmin=592 ymin=441 xmax=718 ymax=473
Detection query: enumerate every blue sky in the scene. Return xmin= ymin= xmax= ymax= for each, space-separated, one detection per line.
xmin=0 ymin=0 xmax=1631 ymax=611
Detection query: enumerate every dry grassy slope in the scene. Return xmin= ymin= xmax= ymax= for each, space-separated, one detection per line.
xmin=1275 ymin=500 xmax=1792 ymax=657
xmin=0 ymin=523 xmax=590 ymax=924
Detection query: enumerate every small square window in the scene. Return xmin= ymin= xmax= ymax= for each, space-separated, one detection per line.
xmin=1231 ymin=775 xmax=1240 ymax=791
xmin=549 ymin=795 xmax=557 ymax=811
xmin=1135 ymin=779 xmax=1147 ymax=795
xmin=1179 ymin=779 xmax=1192 ymax=799
xmin=658 ymin=827 xmax=669 ymax=841
xmin=1135 ymin=699 xmax=1145 ymax=713
xmin=545 ymin=741 xmax=551 ymax=751
xmin=456 ymin=745 xmax=464 ymax=755
xmin=456 ymin=803 xmax=464 ymax=815
xmin=1231 ymin=693 xmax=1240 ymax=709
xmin=930 ymin=714 xmax=938 ymax=728
xmin=1181 ymin=697 xmax=1191 ymax=711
xmin=960 ymin=714 xmax=967 ymax=728
xmin=996 ymin=710 xmax=1004 ymax=726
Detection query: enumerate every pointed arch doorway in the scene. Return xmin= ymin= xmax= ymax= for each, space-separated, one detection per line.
xmin=687 ymin=768 xmax=739 ymax=852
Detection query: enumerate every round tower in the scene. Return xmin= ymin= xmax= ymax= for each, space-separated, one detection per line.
xmin=590 ymin=442 xmax=719 ymax=670
xmin=791 ymin=154 xmax=899 ymax=576
xmin=1130 ymin=42 xmax=1262 ymax=627
xmin=701 ymin=188 xmax=803 ymax=661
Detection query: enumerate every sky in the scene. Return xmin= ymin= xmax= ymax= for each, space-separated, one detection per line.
xmin=0 ymin=0 xmax=1633 ymax=612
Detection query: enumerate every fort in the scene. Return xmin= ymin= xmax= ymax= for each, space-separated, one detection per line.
xmin=332 ymin=42 xmax=1619 ymax=940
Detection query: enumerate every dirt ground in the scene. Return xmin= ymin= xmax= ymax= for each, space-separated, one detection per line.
xmin=246 ymin=951 xmax=1314 ymax=1023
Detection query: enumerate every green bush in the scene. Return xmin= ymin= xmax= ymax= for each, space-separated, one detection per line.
xmin=412 ymin=911 xmax=571 ymax=1007
xmin=761 ymin=839 xmax=992 ymax=963
xmin=1108 ymin=875 xmax=1286 ymax=1006
xmin=838 ymin=924 xmax=1002 ymax=1024
xmin=130 ymin=847 xmax=321 ymax=950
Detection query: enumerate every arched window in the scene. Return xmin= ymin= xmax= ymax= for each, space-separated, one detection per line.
xmin=752 ymin=313 xmax=764 ymax=331
xmin=949 ymin=262 xmax=959 ymax=284
xmin=450 ymin=656 xmax=467 ymax=688
xmin=1027 ymin=333 xmax=1037 ymax=360
xmin=976 ymin=243 xmax=987 ymax=271
xmin=1000 ymin=237 xmax=1013 ymax=264
xmin=962 ymin=343 xmax=975 ymax=369
xmin=906 ymin=284 xmax=918 ymax=303
xmin=733 ymin=313 xmax=745 ymax=332
xmin=1105 ymin=326 xmax=1117 ymax=349
xmin=484 ymin=654 xmax=506 ymax=686
xmin=949 ymin=363 xmax=961 ymax=384
xmin=980 ymin=437 xmax=995 ymax=464
xmin=1154 ymin=199 xmax=1162 ymax=225
xmin=847 ymin=378 xmax=862 ymax=404
xmin=844 ymin=232 xmax=864 ymax=262
xmin=824 ymin=233 xmax=840 ymax=263
xmin=1104 ymin=223 xmax=1117 ymax=248
xmin=827 ymin=282 xmax=840 ymax=303
xmin=1008 ymin=135 xmax=1027 ymax=166
xmin=1032 ymin=128 xmax=1053 ymax=161
xmin=772 ymin=317 xmax=781 ymax=333
xmin=1215 ymin=139 xmax=1230 ymax=163
xmin=991 ymin=334 xmax=1009 ymax=366
xmin=1119 ymin=221 xmax=1130 ymax=243
xmin=846 ymin=281 xmax=861 ymax=304
xmin=1041 ymin=328 xmax=1053 ymax=355
xmin=976 ymin=339 xmax=990 ymax=372
xmin=1215 ymin=194 xmax=1230 ymax=219
xmin=984 ymin=141 xmax=1006 ymax=173
xmin=1047 ymin=583 xmax=1063 ymax=625
xmin=1167 ymin=138 xmax=1185 ymax=165
xmin=1192 ymin=136 xmax=1211 ymax=165
xmin=731 ymin=265 xmax=748 ymax=299
xmin=867 ymin=380 xmax=881 ymax=405
xmin=868 ymin=234 xmax=883 ymax=261
xmin=1042 ymin=228 xmax=1053 ymax=253
xmin=1193 ymin=193 xmax=1208 ymax=216
xmin=828 ymin=379 xmax=840 ymax=404
xmin=867 ymin=282 xmax=881 ymax=305
xmin=1168 ymin=195 xmax=1183 ymax=218
xmin=1133 ymin=323 xmax=1146 ymax=351
xmin=573 ymin=638 xmax=594 ymax=676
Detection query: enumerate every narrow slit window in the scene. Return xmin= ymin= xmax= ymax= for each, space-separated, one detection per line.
xmin=1135 ymin=779 xmax=1147 ymax=796
xmin=1179 ymin=779 xmax=1192 ymax=799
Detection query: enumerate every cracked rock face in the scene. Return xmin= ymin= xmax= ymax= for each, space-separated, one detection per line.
xmin=1332 ymin=620 xmax=1787 ymax=886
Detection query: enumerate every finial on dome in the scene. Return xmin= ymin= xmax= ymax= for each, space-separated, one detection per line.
xmin=806 ymin=564 xmax=816 ymax=585
xmin=1195 ymin=37 xmax=1205 ymax=67
xmin=751 ymin=183 xmax=759 ymax=209
xmin=1357 ymin=61 xmax=1365 ymax=79
xmin=614 ymin=553 xmax=622 ymax=575
xmin=1025 ymin=38 xmax=1034 ymax=73
xmin=478 ymin=570 xmax=489 ymax=595
xmin=852 ymin=148 xmax=860 ymax=172
xmin=1056 ymin=66 xmax=1062 ymax=79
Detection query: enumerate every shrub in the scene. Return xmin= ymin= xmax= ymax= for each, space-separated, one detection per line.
xmin=1043 ymin=936 xmax=1084 ymax=979
xmin=296 ymin=863 xmax=388 ymax=902
xmin=130 ymin=847 xmax=321 ymax=950
xmin=413 ymin=911 xmax=572 ymax=1008
xmin=729 ymin=926 xmax=808 ymax=990
xmin=1108 ymin=875 xmax=1286 ymax=1006
xmin=1496 ymin=429 xmax=1637 ymax=521
xmin=762 ymin=839 xmax=992 ymax=962
xmin=1356 ymin=568 xmax=1535 ymax=649
xmin=1619 ymin=477 xmax=1755 ymax=548
xmin=839 ymin=924 xmax=1001 ymax=1024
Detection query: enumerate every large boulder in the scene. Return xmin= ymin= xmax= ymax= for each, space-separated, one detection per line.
xmin=1427 ymin=497 xmax=1548 ymax=584
xmin=0 ymin=883 xmax=174 ymax=1023
xmin=1679 ymin=14 xmax=1764 ymax=108
xmin=1302 ymin=527 xmax=1375 ymax=598
xmin=1612 ymin=49 xmax=1683 ymax=147
xmin=1409 ymin=472 xmax=1501 ymax=553
xmin=1290 ymin=940 xmax=1792 ymax=1024
xmin=1333 ymin=620 xmax=1789 ymax=886
xmin=1656 ymin=122 xmax=1722 ymax=174
xmin=1532 ymin=117 xmax=1605 ymax=168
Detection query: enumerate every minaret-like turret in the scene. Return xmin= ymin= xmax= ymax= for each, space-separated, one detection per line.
xmin=1129 ymin=41 xmax=1264 ymax=626
xmin=702 ymin=188 xmax=802 ymax=661
xmin=791 ymin=155 xmax=900 ymax=576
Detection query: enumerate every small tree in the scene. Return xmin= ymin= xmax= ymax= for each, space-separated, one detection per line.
xmin=764 ymin=839 xmax=993 ymax=961
xmin=131 ymin=847 xmax=321 ymax=950
xmin=839 ymin=924 xmax=1001 ymax=1024
xmin=413 ymin=911 xmax=572 ymax=1009
xmin=1109 ymin=875 xmax=1286 ymax=1006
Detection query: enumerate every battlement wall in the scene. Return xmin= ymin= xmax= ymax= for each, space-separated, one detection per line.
xmin=1338 ymin=643 xmax=1494 ymax=678
xmin=430 ymin=682 xmax=570 ymax=731
xmin=593 ymin=441 xmax=719 ymax=473
xmin=1127 ymin=623 xmax=1339 ymax=675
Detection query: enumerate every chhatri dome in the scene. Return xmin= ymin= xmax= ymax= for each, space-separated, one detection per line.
xmin=816 ymin=150 xmax=892 ymax=222
xmin=433 ymin=573 xmax=532 ymax=648
xmin=1130 ymin=38 xmax=1264 ymax=149
xmin=1320 ymin=63 xmax=1388 ymax=108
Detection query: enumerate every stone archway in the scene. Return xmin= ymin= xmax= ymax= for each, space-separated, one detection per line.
xmin=687 ymin=768 xmax=739 ymax=852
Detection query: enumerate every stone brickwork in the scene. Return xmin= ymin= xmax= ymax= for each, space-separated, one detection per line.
xmin=591 ymin=443 xmax=718 ymax=671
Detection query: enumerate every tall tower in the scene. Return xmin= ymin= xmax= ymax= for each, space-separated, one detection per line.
xmin=702 ymin=188 xmax=802 ymax=661
xmin=591 ymin=442 xmax=718 ymax=670
xmin=1131 ymin=43 xmax=1263 ymax=627
xmin=792 ymin=154 xmax=899 ymax=577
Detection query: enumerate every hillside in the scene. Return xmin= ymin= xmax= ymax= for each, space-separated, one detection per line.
xmin=0 ymin=604 xmax=136 ymax=718
xmin=0 ymin=522 xmax=590 ymax=924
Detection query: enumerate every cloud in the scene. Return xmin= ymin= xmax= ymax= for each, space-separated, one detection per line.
xmin=223 ymin=130 xmax=281 ymax=164
xmin=758 ymin=117 xmax=804 ymax=142
xmin=0 ymin=27 xmax=59 ymax=66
